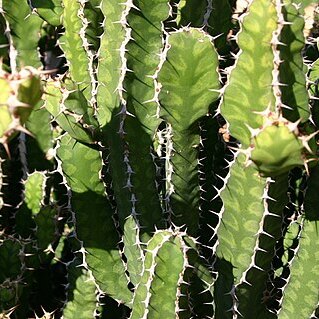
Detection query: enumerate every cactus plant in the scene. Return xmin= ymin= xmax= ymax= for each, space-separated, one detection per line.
xmin=0 ymin=0 xmax=318 ymax=318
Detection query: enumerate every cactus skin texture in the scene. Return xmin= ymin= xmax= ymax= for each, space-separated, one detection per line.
xmin=0 ymin=0 xmax=318 ymax=318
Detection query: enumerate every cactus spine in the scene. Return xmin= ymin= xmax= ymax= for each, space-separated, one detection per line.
xmin=0 ymin=0 xmax=318 ymax=318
